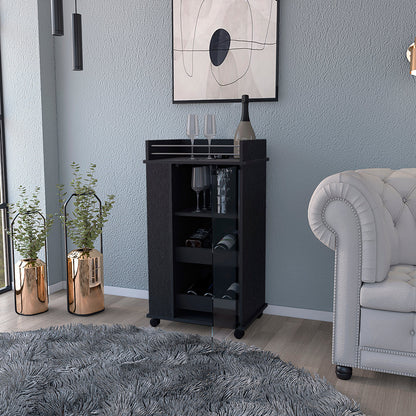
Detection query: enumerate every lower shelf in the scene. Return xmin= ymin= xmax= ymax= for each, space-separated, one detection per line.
xmin=176 ymin=294 xmax=213 ymax=313
xmin=175 ymin=294 xmax=237 ymax=328
xmin=174 ymin=310 xmax=213 ymax=326
xmin=147 ymin=303 xmax=268 ymax=332
xmin=175 ymin=247 xmax=238 ymax=267
xmin=175 ymin=247 xmax=212 ymax=265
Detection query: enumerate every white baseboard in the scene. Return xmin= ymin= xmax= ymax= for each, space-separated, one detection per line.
xmin=49 ymin=281 xmax=66 ymax=294
xmin=104 ymin=285 xmax=149 ymax=299
xmin=103 ymin=287 xmax=332 ymax=322
xmin=264 ymin=304 xmax=333 ymax=322
xmin=49 ymin=283 xmax=332 ymax=322
xmin=48 ymin=283 xmax=150 ymax=299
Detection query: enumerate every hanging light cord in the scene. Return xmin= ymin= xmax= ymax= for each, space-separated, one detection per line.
xmin=75 ymin=0 xmax=78 ymax=13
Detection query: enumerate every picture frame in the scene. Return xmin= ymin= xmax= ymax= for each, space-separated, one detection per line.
xmin=172 ymin=0 xmax=280 ymax=103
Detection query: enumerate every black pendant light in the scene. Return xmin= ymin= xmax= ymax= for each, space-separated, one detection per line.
xmin=72 ymin=0 xmax=83 ymax=71
xmin=50 ymin=0 xmax=85 ymax=71
xmin=51 ymin=0 xmax=64 ymax=36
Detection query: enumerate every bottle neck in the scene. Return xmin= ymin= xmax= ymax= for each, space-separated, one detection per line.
xmin=241 ymin=100 xmax=250 ymax=122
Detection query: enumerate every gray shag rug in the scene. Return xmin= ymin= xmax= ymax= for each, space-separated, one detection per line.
xmin=0 ymin=324 xmax=363 ymax=416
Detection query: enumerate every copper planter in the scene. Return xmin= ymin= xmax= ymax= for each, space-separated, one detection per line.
xmin=67 ymin=248 xmax=104 ymax=315
xmin=15 ymin=258 xmax=48 ymax=315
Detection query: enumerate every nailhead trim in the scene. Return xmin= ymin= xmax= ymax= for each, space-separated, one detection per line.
xmin=358 ymin=347 xmax=416 ymax=377
xmin=358 ymin=365 xmax=416 ymax=378
xmin=413 ymin=313 xmax=416 ymax=352
xmin=321 ymin=196 xmax=362 ymax=367
xmin=361 ymin=346 xmax=416 ymax=357
xmin=313 ymin=170 xmax=416 ymax=377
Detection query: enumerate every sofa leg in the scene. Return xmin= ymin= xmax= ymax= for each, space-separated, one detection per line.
xmin=336 ymin=365 xmax=352 ymax=380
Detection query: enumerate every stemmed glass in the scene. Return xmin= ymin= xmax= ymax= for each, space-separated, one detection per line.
xmin=204 ymin=114 xmax=216 ymax=159
xmin=201 ymin=166 xmax=211 ymax=210
xmin=191 ymin=167 xmax=205 ymax=212
xmin=187 ymin=115 xmax=199 ymax=159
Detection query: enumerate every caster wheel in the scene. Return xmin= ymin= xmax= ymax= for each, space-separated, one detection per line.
xmin=336 ymin=365 xmax=352 ymax=380
xmin=150 ymin=318 xmax=160 ymax=327
xmin=234 ymin=328 xmax=245 ymax=339
xmin=257 ymin=313 xmax=263 ymax=319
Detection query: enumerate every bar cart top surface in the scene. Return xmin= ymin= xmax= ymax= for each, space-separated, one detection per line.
xmin=144 ymin=139 xmax=268 ymax=165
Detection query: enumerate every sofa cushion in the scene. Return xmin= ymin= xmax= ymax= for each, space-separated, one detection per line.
xmin=360 ymin=308 xmax=416 ymax=353
xmin=361 ymin=265 xmax=416 ymax=313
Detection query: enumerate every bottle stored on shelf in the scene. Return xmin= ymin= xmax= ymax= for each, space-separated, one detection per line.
xmin=185 ymin=228 xmax=211 ymax=248
xmin=186 ymin=280 xmax=213 ymax=297
xmin=186 ymin=282 xmax=200 ymax=296
xmin=234 ymin=94 xmax=255 ymax=158
xmin=222 ymin=282 xmax=240 ymax=300
xmin=216 ymin=167 xmax=237 ymax=214
xmin=214 ymin=232 xmax=237 ymax=250
xmin=203 ymin=283 xmax=213 ymax=298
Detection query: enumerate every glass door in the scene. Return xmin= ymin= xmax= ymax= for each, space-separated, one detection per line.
xmin=170 ymin=163 xmax=239 ymax=339
xmin=0 ymin=46 xmax=11 ymax=293
xmin=0 ymin=213 xmax=8 ymax=291
xmin=172 ymin=164 xmax=214 ymax=327
xmin=212 ymin=166 xmax=239 ymax=333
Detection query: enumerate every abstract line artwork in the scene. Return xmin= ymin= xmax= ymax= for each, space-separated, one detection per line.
xmin=172 ymin=0 xmax=279 ymax=103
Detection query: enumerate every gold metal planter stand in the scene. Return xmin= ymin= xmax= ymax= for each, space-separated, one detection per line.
xmin=64 ymin=193 xmax=105 ymax=316
xmin=10 ymin=212 xmax=49 ymax=316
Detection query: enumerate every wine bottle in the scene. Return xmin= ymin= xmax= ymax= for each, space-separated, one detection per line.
xmin=186 ymin=280 xmax=210 ymax=296
xmin=185 ymin=228 xmax=211 ymax=248
xmin=185 ymin=269 xmax=212 ymax=296
xmin=203 ymin=283 xmax=213 ymax=297
xmin=186 ymin=283 xmax=200 ymax=296
xmin=214 ymin=232 xmax=237 ymax=250
xmin=222 ymin=282 xmax=240 ymax=300
xmin=216 ymin=167 xmax=236 ymax=214
xmin=234 ymin=94 xmax=255 ymax=158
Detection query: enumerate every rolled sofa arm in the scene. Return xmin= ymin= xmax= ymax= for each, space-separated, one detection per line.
xmin=308 ymin=171 xmax=391 ymax=284
xmin=308 ymin=170 xmax=391 ymax=367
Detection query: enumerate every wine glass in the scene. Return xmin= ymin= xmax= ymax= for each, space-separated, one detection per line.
xmin=191 ymin=167 xmax=205 ymax=212
xmin=187 ymin=114 xmax=199 ymax=159
xmin=201 ymin=166 xmax=211 ymax=210
xmin=204 ymin=114 xmax=216 ymax=159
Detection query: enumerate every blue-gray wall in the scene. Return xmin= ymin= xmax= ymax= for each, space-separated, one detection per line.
xmin=4 ymin=0 xmax=416 ymax=311
xmin=0 ymin=0 xmax=62 ymax=285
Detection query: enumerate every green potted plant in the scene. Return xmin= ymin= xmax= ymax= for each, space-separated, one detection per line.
xmin=8 ymin=186 xmax=53 ymax=315
xmin=58 ymin=162 xmax=115 ymax=315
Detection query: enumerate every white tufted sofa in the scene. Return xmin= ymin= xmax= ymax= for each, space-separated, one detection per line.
xmin=308 ymin=168 xmax=416 ymax=380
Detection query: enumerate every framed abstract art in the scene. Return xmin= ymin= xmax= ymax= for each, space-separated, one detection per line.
xmin=172 ymin=0 xmax=280 ymax=103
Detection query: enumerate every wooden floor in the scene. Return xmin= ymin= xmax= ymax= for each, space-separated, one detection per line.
xmin=0 ymin=291 xmax=415 ymax=416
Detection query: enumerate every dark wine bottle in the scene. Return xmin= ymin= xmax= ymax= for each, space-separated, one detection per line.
xmin=234 ymin=95 xmax=255 ymax=158
xmin=203 ymin=283 xmax=213 ymax=297
xmin=185 ymin=269 xmax=212 ymax=296
xmin=221 ymin=282 xmax=240 ymax=300
xmin=214 ymin=232 xmax=237 ymax=250
xmin=185 ymin=228 xmax=211 ymax=248
xmin=186 ymin=283 xmax=200 ymax=296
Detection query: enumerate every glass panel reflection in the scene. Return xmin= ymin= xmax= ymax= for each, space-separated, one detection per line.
xmin=212 ymin=166 xmax=239 ymax=331
xmin=0 ymin=211 xmax=6 ymax=289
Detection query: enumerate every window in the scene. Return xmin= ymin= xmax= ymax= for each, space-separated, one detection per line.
xmin=0 ymin=45 xmax=11 ymax=293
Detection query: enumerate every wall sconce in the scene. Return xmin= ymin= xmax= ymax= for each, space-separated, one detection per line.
xmin=406 ymin=38 xmax=416 ymax=76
